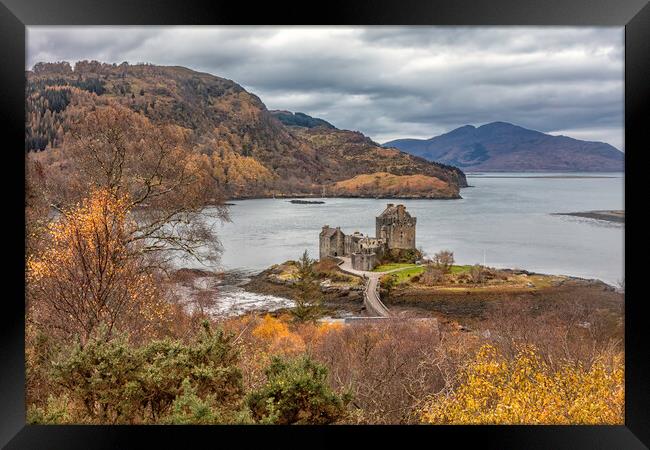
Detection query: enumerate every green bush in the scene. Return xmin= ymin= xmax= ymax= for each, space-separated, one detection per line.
xmin=381 ymin=248 xmax=422 ymax=264
xmin=47 ymin=322 xmax=243 ymax=424
xmin=162 ymin=378 xmax=221 ymax=424
xmin=247 ymin=355 xmax=348 ymax=424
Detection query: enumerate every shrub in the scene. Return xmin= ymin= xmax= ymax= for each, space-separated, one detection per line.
xmin=432 ymin=250 xmax=454 ymax=273
xmin=27 ymin=394 xmax=73 ymax=424
xmin=251 ymin=315 xmax=305 ymax=355
xmin=161 ymin=378 xmax=221 ymax=424
xmin=47 ymin=322 xmax=243 ymax=424
xmin=469 ymin=264 xmax=486 ymax=284
xmin=382 ymin=248 xmax=422 ymax=264
xmin=421 ymin=265 xmax=445 ymax=286
xmin=247 ymin=355 xmax=348 ymax=424
xmin=380 ymin=274 xmax=398 ymax=300
xmin=50 ymin=330 xmax=143 ymax=423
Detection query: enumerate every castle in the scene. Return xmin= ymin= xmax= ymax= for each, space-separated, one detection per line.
xmin=319 ymin=204 xmax=417 ymax=271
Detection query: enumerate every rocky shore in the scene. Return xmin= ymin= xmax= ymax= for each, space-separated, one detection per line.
xmin=241 ymin=260 xmax=621 ymax=322
xmin=170 ymin=259 xmax=621 ymax=325
xmin=242 ymin=261 xmax=366 ymax=317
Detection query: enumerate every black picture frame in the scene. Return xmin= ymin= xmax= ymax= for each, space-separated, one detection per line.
xmin=1 ymin=0 xmax=647 ymax=448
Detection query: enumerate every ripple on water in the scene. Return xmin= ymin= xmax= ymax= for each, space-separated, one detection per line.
xmin=207 ymin=286 xmax=294 ymax=317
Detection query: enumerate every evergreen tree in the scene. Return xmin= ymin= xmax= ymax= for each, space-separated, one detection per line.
xmin=291 ymin=250 xmax=323 ymax=322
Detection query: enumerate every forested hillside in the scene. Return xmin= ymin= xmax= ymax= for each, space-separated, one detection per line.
xmin=26 ymin=61 xmax=467 ymax=199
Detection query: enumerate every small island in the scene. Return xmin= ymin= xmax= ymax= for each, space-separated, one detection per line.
xmin=289 ymin=199 xmax=326 ymax=204
xmin=553 ymin=210 xmax=624 ymax=223
xmin=245 ymin=204 xmax=622 ymax=328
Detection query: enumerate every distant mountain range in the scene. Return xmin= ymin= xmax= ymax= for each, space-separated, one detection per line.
xmin=383 ymin=122 xmax=624 ymax=172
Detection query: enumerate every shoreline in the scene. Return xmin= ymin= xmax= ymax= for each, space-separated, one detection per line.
xmin=239 ymin=260 xmax=620 ymax=311
xmin=238 ymin=261 xmax=621 ymax=323
xmin=222 ymin=193 xmax=463 ymax=202
xmin=170 ymin=258 xmax=622 ymax=321
xmin=468 ymin=175 xmax=619 ymax=179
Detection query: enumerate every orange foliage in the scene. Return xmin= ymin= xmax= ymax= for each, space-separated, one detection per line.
xmin=27 ymin=188 xmax=172 ymax=344
xmin=252 ymin=315 xmax=305 ymax=355
xmin=331 ymin=172 xmax=452 ymax=197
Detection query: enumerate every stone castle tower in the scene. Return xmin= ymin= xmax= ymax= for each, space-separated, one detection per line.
xmin=376 ymin=204 xmax=416 ymax=250
xmin=319 ymin=204 xmax=416 ymax=270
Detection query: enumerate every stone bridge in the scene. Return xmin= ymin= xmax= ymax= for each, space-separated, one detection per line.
xmin=337 ymin=257 xmax=396 ymax=318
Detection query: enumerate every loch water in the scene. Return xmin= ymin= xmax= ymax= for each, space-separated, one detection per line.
xmin=181 ymin=172 xmax=624 ymax=289
xmin=172 ymin=172 xmax=623 ymax=316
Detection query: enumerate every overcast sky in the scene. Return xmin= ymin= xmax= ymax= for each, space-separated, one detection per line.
xmin=27 ymin=26 xmax=624 ymax=150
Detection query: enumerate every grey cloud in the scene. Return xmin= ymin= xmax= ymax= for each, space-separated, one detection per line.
xmin=27 ymin=26 xmax=624 ymax=149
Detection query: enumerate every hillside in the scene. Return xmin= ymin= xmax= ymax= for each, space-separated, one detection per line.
xmin=282 ymin=117 xmax=467 ymax=189
xmin=26 ymin=61 xmax=466 ymax=199
xmin=329 ymin=172 xmax=459 ymax=198
xmin=383 ymin=122 xmax=624 ymax=172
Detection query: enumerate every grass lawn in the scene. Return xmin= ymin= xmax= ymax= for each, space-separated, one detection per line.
xmin=380 ymin=264 xmax=474 ymax=284
xmin=372 ymin=263 xmax=418 ymax=272
xmin=388 ymin=266 xmax=425 ymax=283
xmin=450 ymin=265 xmax=472 ymax=274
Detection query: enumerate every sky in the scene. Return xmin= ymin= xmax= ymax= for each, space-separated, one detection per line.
xmin=27 ymin=26 xmax=624 ymax=150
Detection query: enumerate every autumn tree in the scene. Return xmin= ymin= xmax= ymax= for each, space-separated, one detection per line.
xmin=27 ymin=188 xmax=171 ymax=345
xmin=291 ymin=251 xmax=323 ymax=322
xmin=251 ymin=315 xmax=306 ymax=355
xmin=432 ymin=250 xmax=454 ymax=273
xmin=35 ymin=103 xmax=228 ymax=265
xmin=420 ymin=344 xmax=624 ymax=425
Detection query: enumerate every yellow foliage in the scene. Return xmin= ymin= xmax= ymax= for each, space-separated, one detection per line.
xmin=252 ymin=315 xmax=305 ymax=355
xmin=420 ymin=344 xmax=624 ymax=425
xmin=208 ymin=145 xmax=275 ymax=196
xmin=27 ymin=188 xmax=172 ymax=343
xmin=252 ymin=315 xmax=290 ymax=340
xmin=313 ymin=322 xmax=343 ymax=341
xmin=331 ymin=172 xmax=450 ymax=196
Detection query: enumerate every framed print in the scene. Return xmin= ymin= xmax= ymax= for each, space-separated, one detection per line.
xmin=1 ymin=0 xmax=648 ymax=447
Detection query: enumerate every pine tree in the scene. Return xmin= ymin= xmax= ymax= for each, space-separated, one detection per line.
xmin=291 ymin=250 xmax=323 ymax=322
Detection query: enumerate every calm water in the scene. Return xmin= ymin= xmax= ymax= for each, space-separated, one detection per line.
xmin=186 ymin=172 xmax=624 ymax=287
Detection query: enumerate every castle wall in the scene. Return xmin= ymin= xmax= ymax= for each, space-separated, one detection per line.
xmin=319 ymin=235 xmax=330 ymax=260
xmin=332 ymin=231 xmax=345 ymax=256
xmin=376 ymin=205 xmax=416 ymax=250
xmin=351 ymin=252 xmax=378 ymax=271
xmin=320 ymin=226 xmax=346 ymax=259
xmin=321 ymin=204 xmax=416 ymax=263
xmin=344 ymin=234 xmax=364 ymax=255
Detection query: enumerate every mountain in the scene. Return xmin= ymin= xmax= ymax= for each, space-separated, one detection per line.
xmin=275 ymin=113 xmax=467 ymax=191
xmin=383 ymin=122 xmax=624 ymax=172
xmin=26 ymin=61 xmax=467 ymax=199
